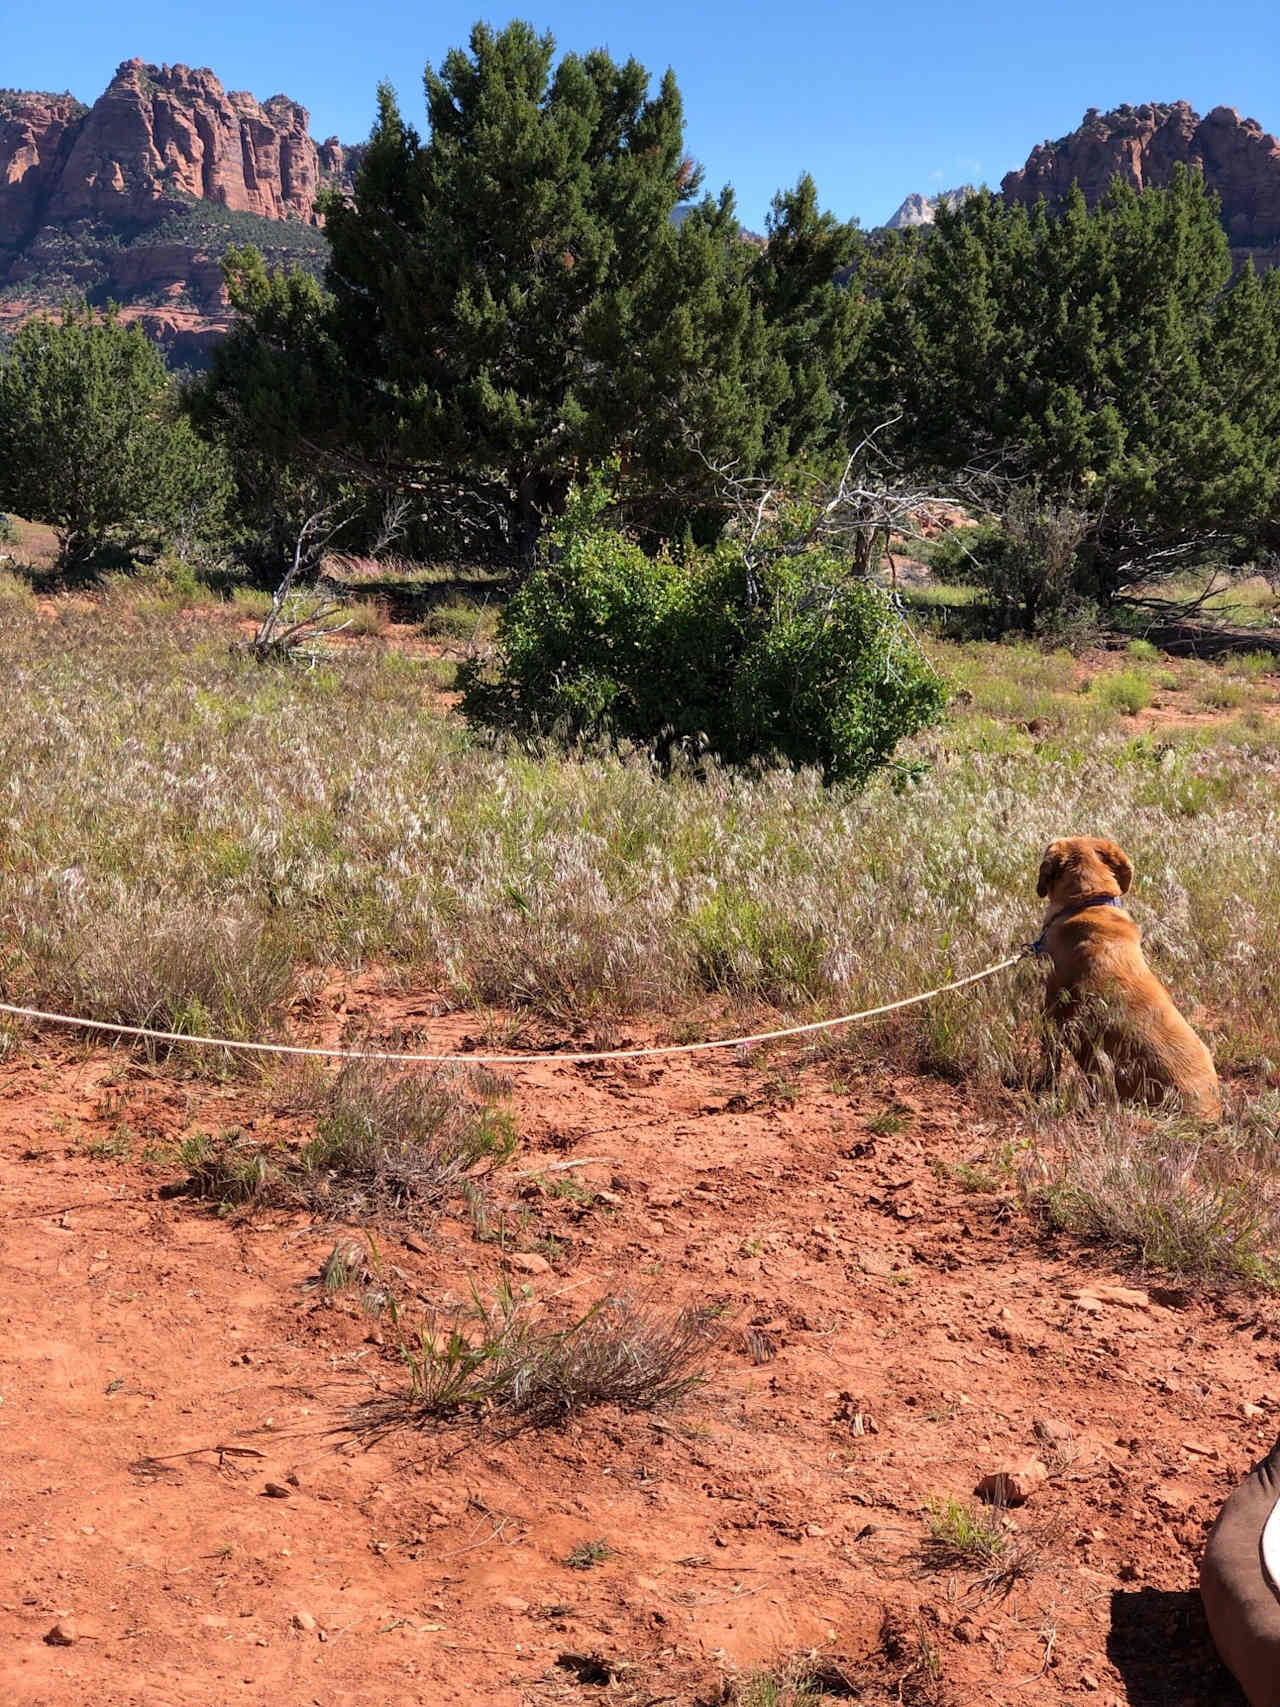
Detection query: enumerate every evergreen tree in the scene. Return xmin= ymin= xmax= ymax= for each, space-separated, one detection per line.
xmin=189 ymin=248 xmax=353 ymax=565
xmin=0 ymin=302 xmax=225 ymax=568
xmin=854 ymin=168 xmax=1280 ymax=599
xmin=750 ymin=175 xmax=867 ymax=462
xmin=204 ymin=21 xmax=862 ymax=562
xmin=321 ymin=20 xmax=703 ymax=564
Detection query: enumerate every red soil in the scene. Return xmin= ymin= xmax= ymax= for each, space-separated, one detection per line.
xmin=0 ymin=984 xmax=1267 ymax=1706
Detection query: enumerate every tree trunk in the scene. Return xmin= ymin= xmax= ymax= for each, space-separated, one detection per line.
xmin=514 ymin=471 xmax=543 ymax=577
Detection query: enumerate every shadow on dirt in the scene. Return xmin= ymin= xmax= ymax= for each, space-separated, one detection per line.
xmin=1107 ymin=1587 xmax=1246 ymax=1706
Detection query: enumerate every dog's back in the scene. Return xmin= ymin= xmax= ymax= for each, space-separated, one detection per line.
xmin=1037 ymin=837 xmax=1220 ymax=1120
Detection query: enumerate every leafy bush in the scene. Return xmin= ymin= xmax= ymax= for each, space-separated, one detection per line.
xmin=462 ymin=481 xmax=945 ymax=786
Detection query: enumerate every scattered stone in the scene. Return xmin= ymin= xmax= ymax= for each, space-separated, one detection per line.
xmin=403 ymin=1233 xmax=431 ymax=1256
xmin=291 ymin=1611 xmax=317 ymax=1632
xmin=44 ymin=1622 xmax=75 ymax=1646
xmin=976 ymin=1457 xmax=1050 ymax=1507
xmin=262 ymin=1482 xmax=292 ymax=1499
xmin=506 ymin=1252 xmax=551 ymax=1275
xmin=1033 ymin=1417 xmax=1075 ymax=1448
xmin=1181 ymin=1440 xmax=1218 ymax=1458
xmin=1244 ymin=1402 xmax=1266 ymax=1421
xmin=1071 ymin=1284 xmax=1149 ymax=1310
xmin=495 ymin=1593 xmax=529 ymax=1613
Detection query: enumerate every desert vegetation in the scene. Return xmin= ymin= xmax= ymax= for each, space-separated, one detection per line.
xmin=0 ymin=17 xmax=1278 ymax=1706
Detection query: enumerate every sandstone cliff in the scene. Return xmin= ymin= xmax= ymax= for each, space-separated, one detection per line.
xmin=1001 ymin=102 xmax=1280 ymax=250
xmin=0 ymin=61 xmax=354 ymax=361
xmin=43 ymin=59 xmax=326 ymax=225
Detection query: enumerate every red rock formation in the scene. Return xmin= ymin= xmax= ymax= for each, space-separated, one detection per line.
xmin=0 ymin=91 xmax=86 ymax=243
xmin=1002 ymin=102 xmax=1280 ymax=247
xmin=46 ymin=59 xmax=323 ymax=225
xmin=0 ymin=62 xmax=355 ymax=361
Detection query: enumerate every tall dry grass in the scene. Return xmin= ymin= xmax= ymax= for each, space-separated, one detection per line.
xmin=0 ymin=597 xmax=1275 ymax=1088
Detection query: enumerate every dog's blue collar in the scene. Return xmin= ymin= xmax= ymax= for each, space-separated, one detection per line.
xmin=1025 ymin=893 xmax=1124 ymax=959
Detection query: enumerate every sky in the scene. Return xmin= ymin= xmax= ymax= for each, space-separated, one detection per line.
xmin=7 ymin=0 xmax=1280 ymax=230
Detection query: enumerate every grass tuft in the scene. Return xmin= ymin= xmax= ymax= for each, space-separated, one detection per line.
xmin=300 ymin=1060 xmax=516 ymax=1220
xmin=394 ymin=1287 xmax=714 ymax=1426
xmin=564 ymin=1537 xmax=615 ymax=1570
xmin=1023 ymin=1099 xmax=1280 ymax=1288
xmin=182 ymin=1063 xmax=516 ymax=1224
xmin=922 ymin=1496 xmax=1007 ymax=1569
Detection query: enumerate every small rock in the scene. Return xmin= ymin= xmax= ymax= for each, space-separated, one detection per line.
xmin=263 ymin=1482 xmax=292 ymax=1499
xmin=1182 ymin=1440 xmax=1218 ymax=1459
xmin=1072 ymin=1284 xmax=1149 ymax=1310
xmin=403 ymin=1233 xmax=431 ymax=1256
xmin=1244 ymin=1402 xmax=1266 ymax=1421
xmin=507 ymin=1251 xmax=551 ymax=1275
xmin=43 ymin=1621 xmax=75 ymax=1646
xmin=495 ymin=1593 xmax=529 ymax=1613
xmin=975 ymin=1457 xmax=1050 ymax=1507
xmin=291 ymin=1611 xmax=317 ymax=1632
xmin=1033 ymin=1417 xmax=1074 ymax=1448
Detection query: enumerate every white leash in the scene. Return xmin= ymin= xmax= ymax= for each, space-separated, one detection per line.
xmin=0 ymin=953 xmax=1025 ymax=1068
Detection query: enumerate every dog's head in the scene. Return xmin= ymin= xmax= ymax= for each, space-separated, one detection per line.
xmin=1036 ymin=836 xmax=1133 ymax=905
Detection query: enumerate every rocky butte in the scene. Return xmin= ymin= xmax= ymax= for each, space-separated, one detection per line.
xmin=0 ymin=59 xmax=352 ymax=362
xmin=1000 ymin=101 xmax=1280 ymax=266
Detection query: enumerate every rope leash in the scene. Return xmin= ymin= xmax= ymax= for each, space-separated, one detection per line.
xmin=0 ymin=951 xmax=1028 ymax=1068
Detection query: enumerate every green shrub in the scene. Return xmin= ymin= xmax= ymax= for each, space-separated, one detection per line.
xmin=461 ymin=480 xmax=945 ymax=787
xmin=1092 ymin=668 xmax=1153 ymax=715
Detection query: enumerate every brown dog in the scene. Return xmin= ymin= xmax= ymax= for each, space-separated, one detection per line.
xmin=1033 ymin=836 xmax=1220 ymax=1119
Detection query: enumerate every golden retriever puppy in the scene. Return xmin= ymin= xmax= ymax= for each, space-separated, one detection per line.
xmin=1033 ymin=835 xmax=1220 ymax=1119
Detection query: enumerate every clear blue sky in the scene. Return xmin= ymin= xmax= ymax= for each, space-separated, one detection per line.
xmin=8 ymin=1 xmax=1280 ymax=229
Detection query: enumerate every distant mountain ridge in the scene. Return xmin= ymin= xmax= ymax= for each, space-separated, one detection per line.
xmin=1000 ymin=101 xmax=1280 ymax=268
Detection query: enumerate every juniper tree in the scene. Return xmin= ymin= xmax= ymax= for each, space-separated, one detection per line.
xmin=203 ymin=20 xmax=865 ymax=564
xmin=853 ymin=168 xmax=1280 ymax=601
xmin=0 ymin=302 xmax=224 ymax=569
xmin=320 ymin=20 xmax=706 ymax=565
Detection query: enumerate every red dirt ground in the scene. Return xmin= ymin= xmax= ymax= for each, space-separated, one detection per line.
xmin=0 ymin=983 xmax=1269 ymax=1706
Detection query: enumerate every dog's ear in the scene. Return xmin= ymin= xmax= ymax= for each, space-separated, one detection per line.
xmin=1095 ymin=839 xmax=1133 ymax=894
xmin=1036 ymin=842 xmax=1064 ymax=898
